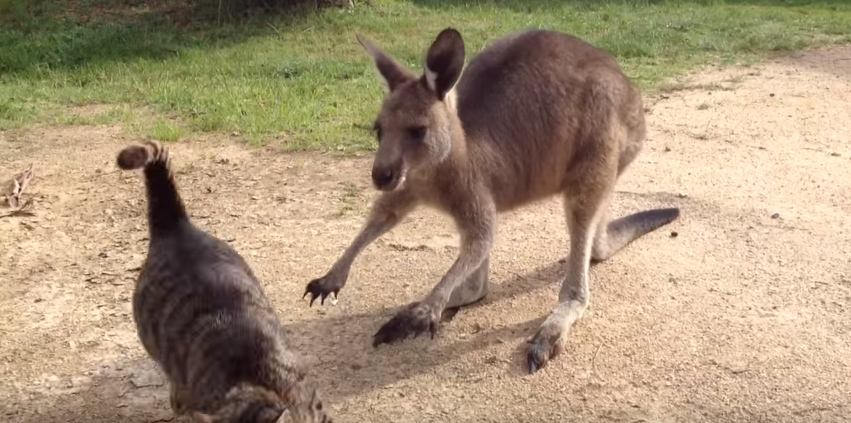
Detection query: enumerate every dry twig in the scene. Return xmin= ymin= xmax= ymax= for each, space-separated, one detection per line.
xmin=0 ymin=199 xmax=35 ymax=218
xmin=3 ymin=163 xmax=35 ymax=208
xmin=591 ymin=342 xmax=604 ymax=374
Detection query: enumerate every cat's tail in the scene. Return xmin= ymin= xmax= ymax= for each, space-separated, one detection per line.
xmin=116 ymin=141 xmax=189 ymax=235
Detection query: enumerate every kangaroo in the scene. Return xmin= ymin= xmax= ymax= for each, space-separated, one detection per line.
xmin=303 ymin=28 xmax=680 ymax=373
xmin=117 ymin=140 xmax=332 ymax=423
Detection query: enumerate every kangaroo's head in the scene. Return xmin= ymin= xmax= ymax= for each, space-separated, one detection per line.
xmin=357 ymin=28 xmax=466 ymax=191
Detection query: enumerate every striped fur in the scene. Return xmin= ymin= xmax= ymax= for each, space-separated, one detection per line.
xmin=118 ymin=141 xmax=331 ymax=423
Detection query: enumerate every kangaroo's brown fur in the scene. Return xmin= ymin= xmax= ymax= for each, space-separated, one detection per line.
xmin=304 ymin=28 xmax=680 ymax=373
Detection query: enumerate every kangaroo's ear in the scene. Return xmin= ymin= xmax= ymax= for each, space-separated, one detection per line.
xmin=423 ymin=28 xmax=466 ymax=101
xmin=356 ymin=33 xmax=418 ymax=92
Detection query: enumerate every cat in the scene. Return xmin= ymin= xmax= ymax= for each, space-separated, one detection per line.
xmin=117 ymin=140 xmax=331 ymax=423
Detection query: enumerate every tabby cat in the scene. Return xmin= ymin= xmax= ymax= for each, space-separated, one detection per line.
xmin=117 ymin=140 xmax=331 ymax=423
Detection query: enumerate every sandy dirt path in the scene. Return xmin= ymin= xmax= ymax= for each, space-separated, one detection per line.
xmin=1 ymin=46 xmax=850 ymax=423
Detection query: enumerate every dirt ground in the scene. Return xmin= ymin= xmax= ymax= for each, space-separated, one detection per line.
xmin=1 ymin=46 xmax=850 ymax=423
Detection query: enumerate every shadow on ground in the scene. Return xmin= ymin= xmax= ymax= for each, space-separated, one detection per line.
xmin=775 ymin=44 xmax=851 ymax=82
xmin=282 ymin=260 xmax=568 ymax=399
xmin=0 ymin=0 xmax=331 ymax=74
xmin=0 ymin=261 xmax=569 ymax=423
xmin=4 ymin=0 xmax=849 ymax=75
xmin=406 ymin=0 xmax=851 ymax=13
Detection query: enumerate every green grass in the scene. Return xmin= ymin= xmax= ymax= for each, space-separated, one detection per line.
xmin=149 ymin=118 xmax=184 ymax=141
xmin=1 ymin=0 xmax=850 ymax=152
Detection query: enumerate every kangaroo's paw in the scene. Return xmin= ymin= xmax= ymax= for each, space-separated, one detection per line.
xmin=303 ymin=271 xmax=347 ymax=307
xmin=526 ymin=322 xmax=567 ymax=374
xmin=373 ymin=301 xmax=441 ymax=347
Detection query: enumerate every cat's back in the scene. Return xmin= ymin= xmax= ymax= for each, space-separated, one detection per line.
xmin=132 ymin=222 xmax=271 ymax=372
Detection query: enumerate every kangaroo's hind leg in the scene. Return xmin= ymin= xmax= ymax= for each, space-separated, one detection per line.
xmin=526 ymin=89 xmax=640 ymax=373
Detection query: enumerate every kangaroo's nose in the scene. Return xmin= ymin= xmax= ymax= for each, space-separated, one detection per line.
xmin=371 ymin=167 xmax=396 ymax=190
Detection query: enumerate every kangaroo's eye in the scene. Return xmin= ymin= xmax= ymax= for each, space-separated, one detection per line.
xmin=408 ymin=126 xmax=427 ymax=142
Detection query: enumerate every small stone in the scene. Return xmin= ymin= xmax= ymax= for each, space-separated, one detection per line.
xmin=151 ymin=409 xmax=173 ymax=422
xmin=769 ymin=93 xmax=775 ymax=97
xmin=130 ymin=368 xmax=164 ymax=388
xmin=670 ymin=231 xmax=679 ymax=238
xmin=70 ymin=376 xmax=91 ymax=387
xmin=664 ymin=146 xmax=672 ymax=152
xmin=771 ymin=213 xmax=780 ymax=219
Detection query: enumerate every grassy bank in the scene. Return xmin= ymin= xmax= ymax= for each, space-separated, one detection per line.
xmin=1 ymin=0 xmax=849 ymax=151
